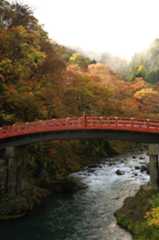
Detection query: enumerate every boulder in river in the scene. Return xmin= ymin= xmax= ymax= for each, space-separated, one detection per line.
xmin=108 ymin=162 xmax=113 ymax=166
xmin=87 ymin=168 xmax=96 ymax=173
xmin=135 ymin=166 xmax=140 ymax=170
xmin=89 ymin=164 xmax=99 ymax=169
xmin=140 ymin=165 xmax=149 ymax=174
xmin=115 ymin=169 xmax=125 ymax=175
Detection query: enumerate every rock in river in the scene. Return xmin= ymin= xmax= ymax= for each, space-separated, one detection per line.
xmin=115 ymin=169 xmax=125 ymax=175
xmin=135 ymin=166 xmax=140 ymax=170
xmin=140 ymin=165 xmax=149 ymax=174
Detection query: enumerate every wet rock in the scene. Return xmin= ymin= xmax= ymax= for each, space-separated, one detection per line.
xmin=98 ymin=164 xmax=104 ymax=168
xmin=135 ymin=166 xmax=140 ymax=170
xmin=139 ymin=156 xmax=145 ymax=160
xmin=87 ymin=169 xmax=96 ymax=173
xmin=146 ymin=169 xmax=150 ymax=175
xmin=140 ymin=165 xmax=149 ymax=174
xmin=89 ymin=164 xmax=99 ymax=168
xmin=108 ymin=162 xmax=113 ymax=166
xmin=115 ymin=169 xmax=125 ymax=175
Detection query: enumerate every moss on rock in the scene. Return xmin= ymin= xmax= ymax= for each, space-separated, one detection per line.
xmin=115 ymin=186 xmax=159 ymax=240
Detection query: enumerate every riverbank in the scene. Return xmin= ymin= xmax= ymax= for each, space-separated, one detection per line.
xmin=115 ymin=186 xmax=159 ymax=240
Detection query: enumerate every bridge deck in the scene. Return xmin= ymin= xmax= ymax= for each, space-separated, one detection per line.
xmin=0 ymin=116 xmax=159 ymax=141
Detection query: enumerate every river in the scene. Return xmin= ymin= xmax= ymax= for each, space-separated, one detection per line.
xmin=0 ymin=152 xmax=149 ymax=240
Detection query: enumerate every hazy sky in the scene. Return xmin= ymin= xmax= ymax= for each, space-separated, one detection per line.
xmin=11 ymin=0 xmax=159 ymax=59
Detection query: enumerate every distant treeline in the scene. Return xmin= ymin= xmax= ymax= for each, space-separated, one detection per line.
xmin=100 ymin=39 xmax=159 ymax=84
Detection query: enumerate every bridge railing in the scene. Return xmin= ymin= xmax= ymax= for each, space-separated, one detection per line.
xmin=1 ymin=116 xmax=159 ymax=140
xmin=82 ymin=116 xmax=159 ymax=131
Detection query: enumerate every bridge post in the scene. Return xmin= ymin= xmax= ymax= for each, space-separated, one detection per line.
xmin=5 ymin=146 xmax=17 ymax=196
xmin=148 ymin=144 xmax=159 ymax=189
xmin=83 ymin=112 xmax=87 ymax=128
xmin=0 ymin=149 xmax=8 ymax=195
xmin=0 ymin=147 xmax=17 ymax=196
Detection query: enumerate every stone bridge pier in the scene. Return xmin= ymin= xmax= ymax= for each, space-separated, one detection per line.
xmin=0 ymin=146 xmax=24 ymax=197
xmin=148 ymin=144 xmax=159 ymax=189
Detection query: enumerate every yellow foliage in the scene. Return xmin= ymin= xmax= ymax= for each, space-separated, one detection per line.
xmin=14 ymin=26 xmax=28 ymax=37
xmin=134 ymin=88 xmax=158 ymax=100
xmin=145 ymin=207 xmax=159 ymax=226
xmin=69 ymin=53 xmax=81 ymax=63
xmin=137 ymin=64 xmax=144 ymax=72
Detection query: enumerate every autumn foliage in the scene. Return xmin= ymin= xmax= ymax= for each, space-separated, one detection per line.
xmin=0 ymin=0 xmax=159 ymax=185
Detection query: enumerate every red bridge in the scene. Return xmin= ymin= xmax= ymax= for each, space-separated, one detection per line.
xmin=1 ymin=116 xmax=159 ymax=148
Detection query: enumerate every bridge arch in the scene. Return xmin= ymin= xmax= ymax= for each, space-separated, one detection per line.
xmin=0 ymin=116 xmax=159 ymax=148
